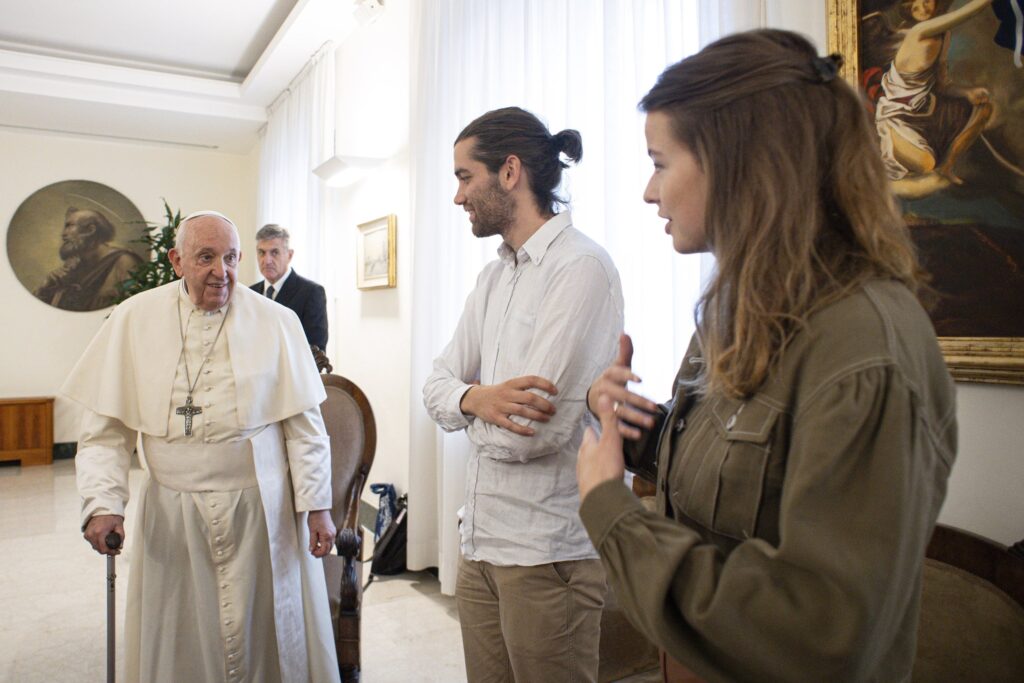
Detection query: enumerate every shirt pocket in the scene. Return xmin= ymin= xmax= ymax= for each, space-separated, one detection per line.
xmin=495 ymin=308 xmax=537 ymax=380
xmin=670 ymin=396 xmax=779 ymax=541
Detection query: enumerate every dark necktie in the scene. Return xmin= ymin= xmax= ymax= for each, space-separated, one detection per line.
xmin=267 ymin=285 xmax=275 ymax=300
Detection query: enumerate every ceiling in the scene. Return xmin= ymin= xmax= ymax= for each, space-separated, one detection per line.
xmin=0 ymin=0 xmax=363 ymax=153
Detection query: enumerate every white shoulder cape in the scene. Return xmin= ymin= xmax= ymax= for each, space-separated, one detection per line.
xmin=62 ymin=281 xmax=326 ymax=435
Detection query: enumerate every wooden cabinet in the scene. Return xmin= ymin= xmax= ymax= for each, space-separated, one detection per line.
xmin=0 ymin=397 xmax=54 ymax=466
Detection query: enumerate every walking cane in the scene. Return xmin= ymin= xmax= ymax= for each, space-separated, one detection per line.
xmin=105 ymin=531 xmax=123 ymax=683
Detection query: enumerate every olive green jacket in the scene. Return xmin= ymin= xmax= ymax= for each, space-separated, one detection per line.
xmin=580 ymin=280 xmax=957 ymax=683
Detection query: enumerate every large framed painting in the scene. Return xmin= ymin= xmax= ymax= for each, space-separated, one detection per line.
xmin=828 ymin=0 xmax=1024 ymax=384
xmin=6 ymin=180 xmax=148 ymax=313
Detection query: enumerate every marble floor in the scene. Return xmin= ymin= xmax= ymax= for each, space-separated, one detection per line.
xmin=0 ymin=459 xmax=658 ymax=683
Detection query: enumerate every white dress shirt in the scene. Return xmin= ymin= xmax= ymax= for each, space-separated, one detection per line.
xmin=423 ymin=212 xmax=624 ymax=566
xmin=265 ymin=267 xmax=292 ymax=300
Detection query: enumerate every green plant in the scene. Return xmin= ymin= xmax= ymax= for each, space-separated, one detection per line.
xmin=114 ymin=200 xmax=181 ymax=303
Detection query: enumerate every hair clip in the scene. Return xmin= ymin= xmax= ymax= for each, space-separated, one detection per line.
xmin=811 ymin=53 xmax=844 ymax=83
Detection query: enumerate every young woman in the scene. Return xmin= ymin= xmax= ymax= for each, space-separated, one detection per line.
xmin=577 ymin=29 xmax=957 ymax=682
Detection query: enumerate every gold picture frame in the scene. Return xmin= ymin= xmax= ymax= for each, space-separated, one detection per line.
xmin=827 ymin=0 xmax=1024 ymax=385
xmin=356 ymin=214 xmax=397 ymax=290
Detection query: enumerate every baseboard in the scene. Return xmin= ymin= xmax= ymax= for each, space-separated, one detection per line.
xmin=53 ymin=442 xmax=77 ymax=460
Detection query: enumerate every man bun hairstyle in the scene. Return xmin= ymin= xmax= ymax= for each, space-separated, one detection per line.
xmin=455 ymin=106 xmax=582 ymax=215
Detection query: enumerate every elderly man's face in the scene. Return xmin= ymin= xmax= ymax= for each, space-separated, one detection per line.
xmin=169 ymin=216 xmax=240 ymax=311
xmin=59 ymin=210 xmax=97 ymax=260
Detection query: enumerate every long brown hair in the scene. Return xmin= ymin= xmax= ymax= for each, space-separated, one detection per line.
xmin=641 ymin=29 xmax=923 ymax=397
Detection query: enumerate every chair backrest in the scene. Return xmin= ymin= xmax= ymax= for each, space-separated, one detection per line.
xmin=319 ymin=374 xmax=376 ymax=532
xmin=914 ymin=524 xmax=1024 ymax=682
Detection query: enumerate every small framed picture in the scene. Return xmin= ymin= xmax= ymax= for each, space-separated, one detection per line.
xmin=356 ymin=214 xmax=397 ymax=290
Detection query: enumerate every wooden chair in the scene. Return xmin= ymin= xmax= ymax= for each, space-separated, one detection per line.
xmin=319 ymin=373 xmax=376 ymax=683
xmin=914 ymin=524 xmax=1024 ymax=682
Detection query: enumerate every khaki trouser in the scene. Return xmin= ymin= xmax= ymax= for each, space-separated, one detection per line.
xmin=456 ymin=557 xmax=606 ymax=683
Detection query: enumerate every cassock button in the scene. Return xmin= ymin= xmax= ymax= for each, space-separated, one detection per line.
xmin=215 ymin=536 xmax=223 ymax=543
xmin=223 ymin=602 xmax=230 ymax=608
xmin=205 ymin=386 xmax=212 ymax=391
xmin=221 ymin=583 xmax=228 ymax=589
xmin=204 ymin=369 xmax=212 ymax=374
xmin=224 ymin=619 xmax=232 ymax=626
xmin=203 ymin=340 xmax=211 ymax=346
xmin=217 ymin=550 xmax=224 ymax=556
xmin=212 ymin=519 xmax=220 ymax=525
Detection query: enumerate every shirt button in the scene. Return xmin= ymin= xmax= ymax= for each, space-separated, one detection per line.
xmin=205 ymin=386 xmax=212 ymax=391
xmin=212 ymin=519 xmax=220 ymax=525
xmin=204 ymin=369 xmax=212 ymax=374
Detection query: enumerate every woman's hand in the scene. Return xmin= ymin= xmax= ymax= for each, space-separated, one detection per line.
xmin=577 ymin=395 xmax=626 ymax=501
xmin=588 ymin=333 xmax=658 ymax=440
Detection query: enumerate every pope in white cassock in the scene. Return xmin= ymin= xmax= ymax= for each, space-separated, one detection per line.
xmin=64 ymin=211 xmax=341 ymax=683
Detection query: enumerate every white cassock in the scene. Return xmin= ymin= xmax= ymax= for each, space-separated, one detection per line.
xmin=63 ymin=281 xmax=341 ymax=683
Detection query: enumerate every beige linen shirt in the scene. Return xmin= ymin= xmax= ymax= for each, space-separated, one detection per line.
xmin=424 ymin=212 xmax=624 ymax=566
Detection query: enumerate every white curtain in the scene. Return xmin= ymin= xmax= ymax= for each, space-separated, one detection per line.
xmin=407 ymin=0 xmax=710 ymax=595
xmin=257 ymin=43 xmax=336 ymax=283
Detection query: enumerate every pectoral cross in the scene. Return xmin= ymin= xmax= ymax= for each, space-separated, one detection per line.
xmin=175 ymin=395 xmax=203 ymax=436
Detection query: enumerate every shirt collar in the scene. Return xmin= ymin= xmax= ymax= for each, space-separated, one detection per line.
xmin=497 ymin=212 xmax=572 ymax=267
xmin=268 ymin=267 xmax=292 ymax=292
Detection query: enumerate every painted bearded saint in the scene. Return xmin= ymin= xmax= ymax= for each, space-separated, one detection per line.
xmin=34 ymin=207 xmax=144 ymax=311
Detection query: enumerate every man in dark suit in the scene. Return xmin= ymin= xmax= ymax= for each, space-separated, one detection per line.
xmin=251 ymin=224 xmax=329 ymax=350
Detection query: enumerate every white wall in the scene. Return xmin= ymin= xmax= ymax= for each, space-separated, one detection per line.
xmin=325 ymin=0 xmax=1024 ymax=547
xmin=773 ymin=0 xmax=1024 ymax=547
xmin=325 ymin=0 xmax=413 ymax=505
xmin=0 ymin=128 xmax=259 ymax=442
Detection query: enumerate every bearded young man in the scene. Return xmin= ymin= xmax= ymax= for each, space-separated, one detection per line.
xmin=65 ymin=211 xmax=340 ymax=683
xmin=423 ymin=107 xmax=624 ymax=683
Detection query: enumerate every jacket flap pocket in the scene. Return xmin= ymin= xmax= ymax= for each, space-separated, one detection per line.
xmin=712 ymin=398 xmax=778 ymax=443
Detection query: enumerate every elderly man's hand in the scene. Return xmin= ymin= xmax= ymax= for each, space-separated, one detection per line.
xmin=307 ymin=509 xmax=336 ymax=558
xmin=84 ymin=514 xmax=125 ymax=556
xmin=577 ymin=395 xmax=626 ymax=502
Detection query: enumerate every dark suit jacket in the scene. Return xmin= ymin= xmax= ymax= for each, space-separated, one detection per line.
xmin=251 ymin=270 xmax=328 ymax=349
